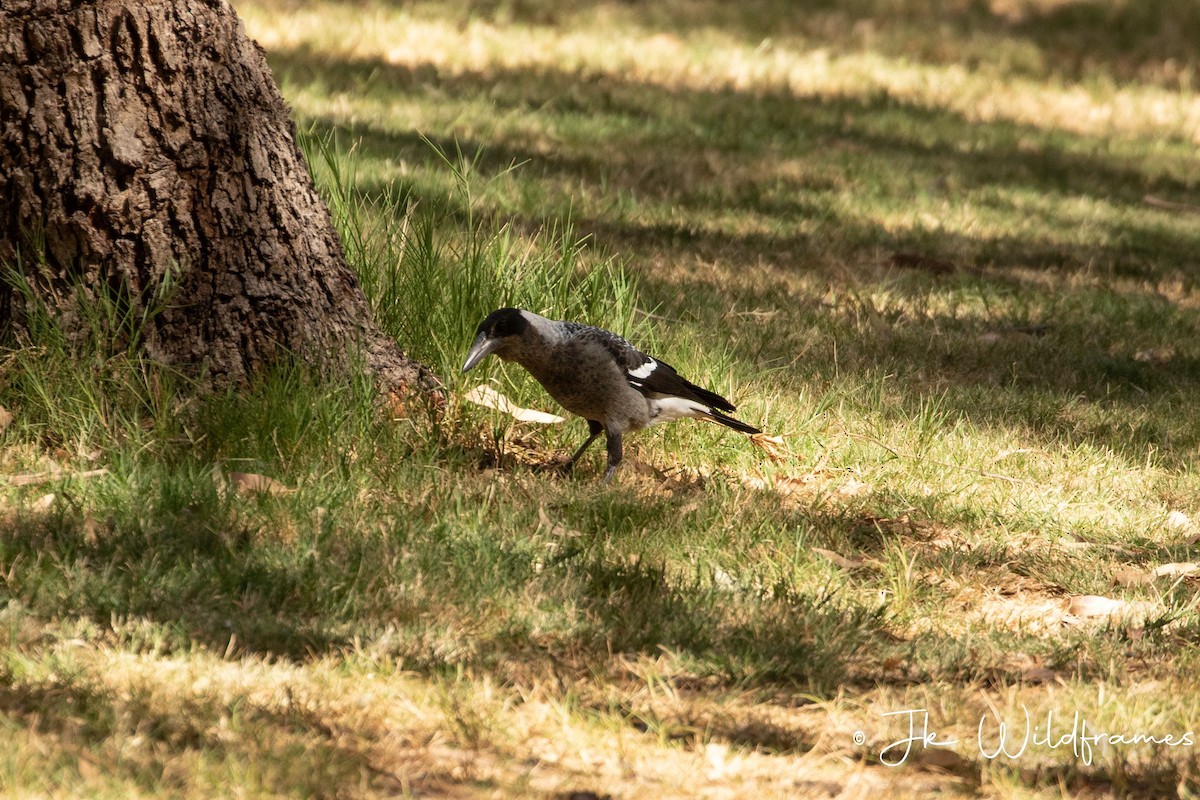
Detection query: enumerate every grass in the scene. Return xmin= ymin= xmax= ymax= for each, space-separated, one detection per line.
xmin=4 ymin=0 xmax=1200 ymax=796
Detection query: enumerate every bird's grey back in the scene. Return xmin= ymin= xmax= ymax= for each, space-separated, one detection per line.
xmin=558 ymin=321 xmax=650 ymax=373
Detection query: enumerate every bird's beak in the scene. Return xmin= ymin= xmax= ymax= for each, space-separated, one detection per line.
xmin=462 ymin=333 xmax=501 ymax=373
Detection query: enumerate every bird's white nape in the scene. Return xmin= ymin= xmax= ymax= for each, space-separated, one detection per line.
xmin=647 ymin=396 xmax=710 ymax=426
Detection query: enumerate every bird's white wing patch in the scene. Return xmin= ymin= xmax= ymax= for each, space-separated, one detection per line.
xmin=628 ymin=358 xmax=658 ymax=379
xmin=647 ymin=396 xmax=709 ymax=426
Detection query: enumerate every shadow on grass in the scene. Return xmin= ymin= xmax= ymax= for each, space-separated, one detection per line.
xmin=1009 ymin=0 xmax=1200 ymax=86
xmin=0 ymin=655 xmax=415 ymax=795
xmin=0 ymin=482 xmax=891 ymax=692
xmin=0 ymin=473 xmax=1137 ymax=690
xmin=0 ymin=512 xmax=347 ymax=658
xmin=0 ymin=481 xmax=1192 ymax=795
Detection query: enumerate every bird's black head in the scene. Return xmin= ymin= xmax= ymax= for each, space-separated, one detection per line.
xmin=476 ymin=307 xmax=530 ymax=339
xmin=463 ymin=307 xmax=530 ymax=372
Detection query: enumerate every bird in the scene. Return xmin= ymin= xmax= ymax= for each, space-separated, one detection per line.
xmin=462 ymin=307 xmax=760 ymax=480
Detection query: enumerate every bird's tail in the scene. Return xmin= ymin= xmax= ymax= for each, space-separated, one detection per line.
xmin=681 ymin=379 xmax=737 ymax=412
xmin=703 ymin=408 xmax=761 ymax=435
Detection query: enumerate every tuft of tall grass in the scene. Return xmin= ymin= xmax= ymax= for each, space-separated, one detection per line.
xmin=0 ymin=254 xmax=184 ymax=457
xmin=301 ymin=130 xmax=645 ymax=380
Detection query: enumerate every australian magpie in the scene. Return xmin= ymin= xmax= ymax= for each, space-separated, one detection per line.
xmin=462 ymin=307 xmax=760 ymax=480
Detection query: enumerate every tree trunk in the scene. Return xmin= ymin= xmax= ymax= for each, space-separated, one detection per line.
xmin=0 ymin=0 xmax=435 ymax=393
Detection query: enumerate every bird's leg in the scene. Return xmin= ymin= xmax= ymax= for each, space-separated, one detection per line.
xmin=603 ymin=429 xmax=623 ymax=483
xmin=566 ymin=420 xmax=604 ymax=470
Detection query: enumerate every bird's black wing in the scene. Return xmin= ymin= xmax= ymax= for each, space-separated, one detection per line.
xmin=566 ymin=323 xmax=737 ymax=412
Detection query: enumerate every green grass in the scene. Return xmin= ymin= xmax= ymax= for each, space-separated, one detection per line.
xmin=5 ymin=0 xmax=1200 ymax=797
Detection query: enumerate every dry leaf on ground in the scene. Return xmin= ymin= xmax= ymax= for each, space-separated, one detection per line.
xmin=228 ymin=472 xmax=295 ymax=496
xmin=1144 ymin=194 xmax=1200 ymax=214
xmin=385 ymin=389 xmax=409 ymax=420
xmin=773 ymin=473 xmax=819 ymax=496
xmin=914 ymin=747 xmax=969 ymax=773
xmin=992 ymin=447 xmax=1035 ymax=462
xmin=81 ymin=514 xmax=102 ymax=545
xmin=1115 ymin=562 xmax=1200 ymax=585
xmin=537 ymin=505 xmax=582 ymax=538
xmin=1007 ymin=652 xmax=1063 ymax=684
xmin=971 ymin=592 xmax=1068 ymax=635
xmin=1167 ymin=510 xmax=1193 ymax=531
xmin=1153 ymin=562 xmax=1200 ymax=578
xmin=742 ymin=470 xmax=872 ymax=508
xmin=629 ymin=458 xmax=666 ymax=480
xmin=1055 ymin=539 xmax=1095 ymax=551
xmin=889 ymin=251 xmax=957 ymax=275
xmin=1066 ymin=595 xmax=1127 ymax=618
xmin=658 ymin=465 xmax=708 ymax=491
xmin=463 ymin=385 xmax=565 ymax=424
xmin=837 ymin=477 xmax=872 ymax=497
xmin=4 ymin=468 xmax=109 ymax=487
xmin=977 ymin=326 xmax=1048 ymax=343
xmin=749 ymin=432 xmax=790 ymax=462
xmin=1022 ymin=667 xmax=1060 ymax=684
xmin=1113 ymin=567 xmax=1154 ymax=587
xmin=1134 ymin=346 xmax=1175 ymax=363
xmin=812 ymin=548 xmax=867 ymax=569
xmin=712 ymin=568 xmax=737 ymax=590
xmin=0 ymin=406 xmax=12 ymax=433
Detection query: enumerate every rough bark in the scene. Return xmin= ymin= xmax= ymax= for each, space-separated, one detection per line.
xmin=0 ymin=0 xmax=435 ymax=392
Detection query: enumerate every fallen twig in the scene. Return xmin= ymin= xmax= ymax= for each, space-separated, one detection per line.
xmin=4 ymin=468 xmax=110 ymax=486
xmin=1143 ymin=194 xmax=1200 ymax=215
